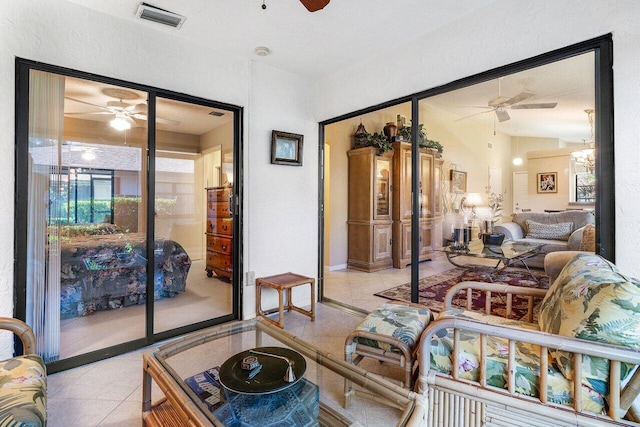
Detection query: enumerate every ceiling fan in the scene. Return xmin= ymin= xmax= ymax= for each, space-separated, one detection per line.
xmin=299 ymin=0 xmax=330 ymax=12
xmin=262 ymin=0 xmax=329 ymax=12
xmin=456 ymin=79 xmax=558 ymax=123
xmin=64 ymin=88 xmax=179 ymax=129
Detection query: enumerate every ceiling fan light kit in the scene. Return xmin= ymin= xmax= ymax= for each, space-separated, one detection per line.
xmin=110 ymin=114 xmax=131 ymax=131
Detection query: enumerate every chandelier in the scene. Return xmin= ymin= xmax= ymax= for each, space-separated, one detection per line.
xmin=572 ymin=109 xmax=595 ymax=172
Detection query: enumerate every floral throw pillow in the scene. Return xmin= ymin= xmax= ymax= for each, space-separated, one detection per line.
xmin=525 ymin=220 xmax=573 ymax=241
xmin=538 ymin=253 xmax=640 ymax=397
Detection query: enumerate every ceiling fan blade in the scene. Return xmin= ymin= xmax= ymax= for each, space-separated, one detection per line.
xmin=128 ymin=103 xmax=147 ymax=114
xmin=511 ymin=102 xmax=558 ymax=110
xmin=128 ymin=110 xmax=180 ymax=126
xmin=300 ymin=0 xmax=330 ymax=12
xmin=495 ymin=109 xmax=510 ymax=122
xmin=65 ymin=96 xmax=110 ymax=111
xmin=156 ymin=116 xmax=181 ymax=126
xmin=64 ymin=111 xmax=113 ymax=116
xmin=503 ymin=91 xmax=535 ymax=106
xmin=454 ymin=109 xmax=494 ymax=122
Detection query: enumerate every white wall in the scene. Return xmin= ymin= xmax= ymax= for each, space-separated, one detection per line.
xmin=317 ymin=0 xmax=640 ymax=277
xmin=244 ymin=61 xmax=318 ymax=317
xmin=0 ymin=0 xmax=317 ymax=356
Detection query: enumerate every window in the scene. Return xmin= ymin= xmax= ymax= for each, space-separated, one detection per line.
xmin=575 ymin=171 xmax=595 ymax=203
xmin=50 ymin=167 xmax=114 ymax=224
xmin=570 ymin=159 xmax=595 ymax=204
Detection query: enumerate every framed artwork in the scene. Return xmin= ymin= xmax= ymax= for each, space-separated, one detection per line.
xmin=271 ymin=130 xmax=303 ymax=166
xmin=537 ymin=172 xmax=558 ymax=193
xmin=450 ymin=170 xmax=467 ymax=193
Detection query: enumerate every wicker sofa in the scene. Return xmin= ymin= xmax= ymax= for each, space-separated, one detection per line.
xmin=0 ymin=317 xmax=47 ymax=426
xmin=417 ymin=252 xmax=640 ymax=426
xmin=493 ymin=211 xmax=595 ymax=268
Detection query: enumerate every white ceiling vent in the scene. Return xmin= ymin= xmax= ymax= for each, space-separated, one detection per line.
xmin=135 ymin=3 xmax=186 ymax=29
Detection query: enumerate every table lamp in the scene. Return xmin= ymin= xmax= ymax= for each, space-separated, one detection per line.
xmin=462 ymin=192 xmax=482 ymax=222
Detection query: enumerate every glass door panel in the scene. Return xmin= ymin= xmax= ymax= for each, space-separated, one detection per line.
xmin=26 ymin=71 xmax=148 ymax=361
xmin=322 ymin=102 xmax=412 ymax=312
xmin=417 ymin=51 xmax=596 ymax=309
xmin=153 ymin=97 xmax=234 ymax=333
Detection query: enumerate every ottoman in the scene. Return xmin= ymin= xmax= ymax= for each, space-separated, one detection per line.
xmin=344 ymin=302 xmax=430 ymax=407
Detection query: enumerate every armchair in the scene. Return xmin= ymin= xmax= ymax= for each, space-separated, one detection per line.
xmin=0 ymin=317 xmax=47 ymax=426
xmin=417 ymin=252 xmax=640 ymax=426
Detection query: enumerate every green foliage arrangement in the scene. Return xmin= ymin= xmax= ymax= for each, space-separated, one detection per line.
xmin=397 ymin=124 xmax=444 ymax=155
xmin=367 ymin=131 xmax=392 ymax=155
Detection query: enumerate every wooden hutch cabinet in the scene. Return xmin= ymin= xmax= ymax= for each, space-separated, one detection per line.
xmin=347 ymin=147 xmax=393 ymax=272
xmin=205 ymin=186 xmax=233 ymax=280
xmin=391 ymin=142 xmax=442 ymax=269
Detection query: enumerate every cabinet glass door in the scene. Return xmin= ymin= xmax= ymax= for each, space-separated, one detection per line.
xmin=375 ymin=158 xmax=391 ymax=218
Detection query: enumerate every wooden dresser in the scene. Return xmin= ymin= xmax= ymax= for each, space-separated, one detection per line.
xmin=205 ymin=186 xmax=233 ymax=280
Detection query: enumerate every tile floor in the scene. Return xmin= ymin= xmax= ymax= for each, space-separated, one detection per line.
xmin=48 ymin=302 xmax=415 ymax=426
xmin=47 ymin=256 xmax=459 ymax=426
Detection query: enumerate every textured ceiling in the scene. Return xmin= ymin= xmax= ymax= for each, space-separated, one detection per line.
xmin=63 ymin=0 xmax=595 ymax=141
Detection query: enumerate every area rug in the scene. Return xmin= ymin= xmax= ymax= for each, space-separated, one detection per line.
xmin=374 ymin=267 xmax=550 ymax=319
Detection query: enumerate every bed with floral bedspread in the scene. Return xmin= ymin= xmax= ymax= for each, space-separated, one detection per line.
xmin=59 ymin=233 xmax=191 ymax=319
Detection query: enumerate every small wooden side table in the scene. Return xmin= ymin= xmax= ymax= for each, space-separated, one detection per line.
xmin=256 ymin=272 xmax=316 ymax=328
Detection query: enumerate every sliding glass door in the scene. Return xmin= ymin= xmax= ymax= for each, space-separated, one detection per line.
xmin=15 ymin=61 xmax=242 ymax=372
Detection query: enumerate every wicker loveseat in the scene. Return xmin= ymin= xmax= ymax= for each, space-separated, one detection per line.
xmin=0 ymin=318 xmax=47 ymax=426
xmin=493 ymin=211 xmax=595 ymax=268
xmin=417 ymin=252 xmax=640 ymax=426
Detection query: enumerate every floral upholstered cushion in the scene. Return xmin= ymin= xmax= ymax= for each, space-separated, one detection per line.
xmin=0 ymin=354 xmax=47 ymax=426
xmin=355 ymin=303 xmax=430 ymax=353
xmin=430 ymin=309 xmax=606 ymax=413
xmin=538 ymin=253 xmax=640 ymax=396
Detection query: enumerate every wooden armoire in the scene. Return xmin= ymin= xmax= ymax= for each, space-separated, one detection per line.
xmin=346 ymin=147 xmax=394 ymax=272
xmin=347 ymin=143 xmax=443 ymax=271
xmin=391 ymin=142 xmax=443 ymax=268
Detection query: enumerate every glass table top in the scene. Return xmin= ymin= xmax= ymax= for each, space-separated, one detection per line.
xmin=143 ymin=318 xmax=422 ymax=427
xmin=439 ymin=239 xmax=543 ymax=260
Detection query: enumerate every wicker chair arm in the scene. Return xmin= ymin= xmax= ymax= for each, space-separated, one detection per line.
xmin=444 ymin=281 xmax=548 ymax=322
xmin=0 ymin=317 xmax=36 ymax=355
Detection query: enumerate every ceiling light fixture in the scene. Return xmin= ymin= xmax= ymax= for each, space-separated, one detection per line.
xmin=572 ymin=109 xmax=595 ymax=173
xmin=254 ymin=46 xmax=271 ymax=57
xmin=110 ymin=113 xmax=131 ymax=131
xmin=512 ymin=136 xmax=523 ymax=166
xmin=82 ymin=150 xmax=96 ymax=161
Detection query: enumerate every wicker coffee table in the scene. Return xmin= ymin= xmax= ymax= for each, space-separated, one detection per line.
xmin=142 ymin=318 xmax=423 ymax=426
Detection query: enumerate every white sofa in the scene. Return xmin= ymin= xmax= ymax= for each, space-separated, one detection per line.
xmin=493 ymin=210 xmax=595 ymax=268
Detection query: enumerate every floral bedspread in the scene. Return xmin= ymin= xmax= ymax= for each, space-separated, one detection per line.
xmin=59 ymin=234 xmax=191 ymax=319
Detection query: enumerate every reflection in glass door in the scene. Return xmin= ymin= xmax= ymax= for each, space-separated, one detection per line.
xmin=153 ymin=97 xmax=234 ymax=334
xmin=18 ymin=61 xmax=241 ymax=371
xmin=25 ymin=71 xmax=148 ymax=361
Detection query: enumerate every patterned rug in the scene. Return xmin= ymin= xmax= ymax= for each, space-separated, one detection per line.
xmin=374 ymin=267 xmax=550 ymax=319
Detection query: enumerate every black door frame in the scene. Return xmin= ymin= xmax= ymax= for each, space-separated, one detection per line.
xmin=14 ymin=58 xmax=244 ymax=373
xmin=318 ymin=34 xmax=614 ymax=306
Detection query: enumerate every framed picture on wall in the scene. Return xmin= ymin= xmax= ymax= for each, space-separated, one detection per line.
xmin=271 ymin=130 xmax=304 ymax=166
xmin=450 ymin=170 xmax=467 ymax=194
xmin=537 ymin=172 xmax=558 ymax=193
